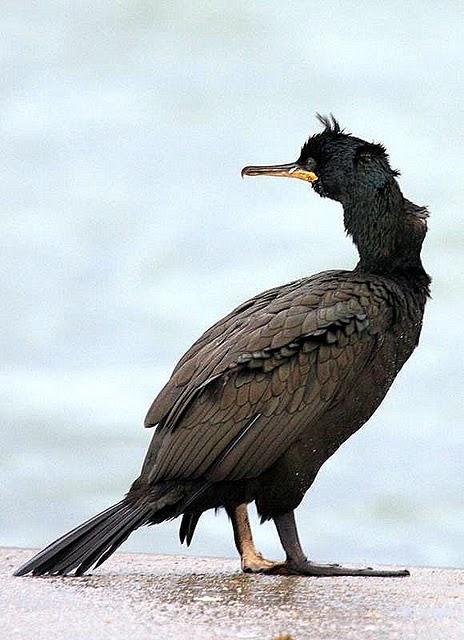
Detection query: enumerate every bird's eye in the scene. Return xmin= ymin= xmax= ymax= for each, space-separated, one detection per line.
xmin=305 ymin=158 xmax=317 ymax=172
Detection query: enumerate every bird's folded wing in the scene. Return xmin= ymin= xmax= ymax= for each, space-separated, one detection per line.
xmin=143 ymin=271 xmax=391 ymax=483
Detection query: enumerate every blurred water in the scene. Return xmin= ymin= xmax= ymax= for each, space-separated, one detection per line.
xmin=1 ymin=1 xmax=463 ymax=568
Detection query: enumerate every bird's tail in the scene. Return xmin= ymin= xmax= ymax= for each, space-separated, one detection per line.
xmin=14 ymin=495 xmax=155 ymax=577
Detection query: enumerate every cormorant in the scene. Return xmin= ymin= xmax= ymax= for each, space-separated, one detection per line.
xmin=15 ymin=115 xmax=430 ymax=578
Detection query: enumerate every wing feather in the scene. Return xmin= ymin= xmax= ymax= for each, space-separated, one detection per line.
xmin=140 ymin=270 xmax=394 ymax=485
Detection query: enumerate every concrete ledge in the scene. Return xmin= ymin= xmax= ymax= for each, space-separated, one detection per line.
xmin=1 ymin=548 xmax=463 ymax=640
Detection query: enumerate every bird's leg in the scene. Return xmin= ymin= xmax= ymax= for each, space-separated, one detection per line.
xmin=266 ymin=511 xmax=410 ymax=577
xmin=227 ymin=503 xmax=277 ymax=573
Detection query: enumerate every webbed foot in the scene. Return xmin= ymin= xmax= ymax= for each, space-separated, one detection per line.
xmin=241 ymin=551 xmax=280 ymax=573
xmin=264 ymin=560 xmax=409 ymax=577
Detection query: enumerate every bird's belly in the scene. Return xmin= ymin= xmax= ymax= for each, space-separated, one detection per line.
xmin=300 ymin=327 xmax=419 ymax=465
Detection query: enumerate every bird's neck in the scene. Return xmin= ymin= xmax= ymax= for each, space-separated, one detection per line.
xmin=343 ymin=182 xmax=430 ymax=290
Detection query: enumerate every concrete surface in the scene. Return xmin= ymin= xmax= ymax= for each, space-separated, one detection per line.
xmin=1 ymin=548 xmax=463 ymax=640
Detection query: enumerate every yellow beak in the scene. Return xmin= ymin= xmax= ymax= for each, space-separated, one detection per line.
xmin=241 ymin=161 xmax=318 ymax=183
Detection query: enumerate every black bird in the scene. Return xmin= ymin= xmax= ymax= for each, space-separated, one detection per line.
xmin=15 ymin=115 xmax=430 ymax=578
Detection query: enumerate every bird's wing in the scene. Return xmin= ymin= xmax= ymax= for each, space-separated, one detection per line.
xmin=144 ymin=279 xmax=301 ymax=428
xmin=142 ymin=271 xmax=393 ymax=484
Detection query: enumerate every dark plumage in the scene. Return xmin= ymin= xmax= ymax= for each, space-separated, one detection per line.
xmin=15 ymin=115 xmax=430 ymax=578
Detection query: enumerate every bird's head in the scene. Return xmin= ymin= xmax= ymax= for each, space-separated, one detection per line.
xmin=242 ymin=114 xmax=399 ymax=206
xmin=242 ymin=114 xmax=429 ymax=279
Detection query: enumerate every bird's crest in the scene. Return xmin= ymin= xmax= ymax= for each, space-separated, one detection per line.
xmin=299 ymin=113 xmax=347 ymax=163
xmin=315 ymin=113 xmax=345 ymax=136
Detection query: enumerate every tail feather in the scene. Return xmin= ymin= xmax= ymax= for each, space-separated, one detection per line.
xmin=88 ymin=503 xmax=149 ymax=572
xmin=92 ymin=524 xmax=138 ymax=570
xmin=74 ymin=503 xmax=149 ymax=576
xmin=14 ymin=500 xmax=126 ymax=576
xmin=14 ymin=498 xmax=152 ymax=577
xmin=52 ymin=503 xmax=142 ymax=576
xmin=179 ymin=512 xmax=202 ymax=546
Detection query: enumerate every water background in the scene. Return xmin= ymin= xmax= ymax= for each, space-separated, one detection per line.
xmin=1 ymin=1 xmax=463 ymax=567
